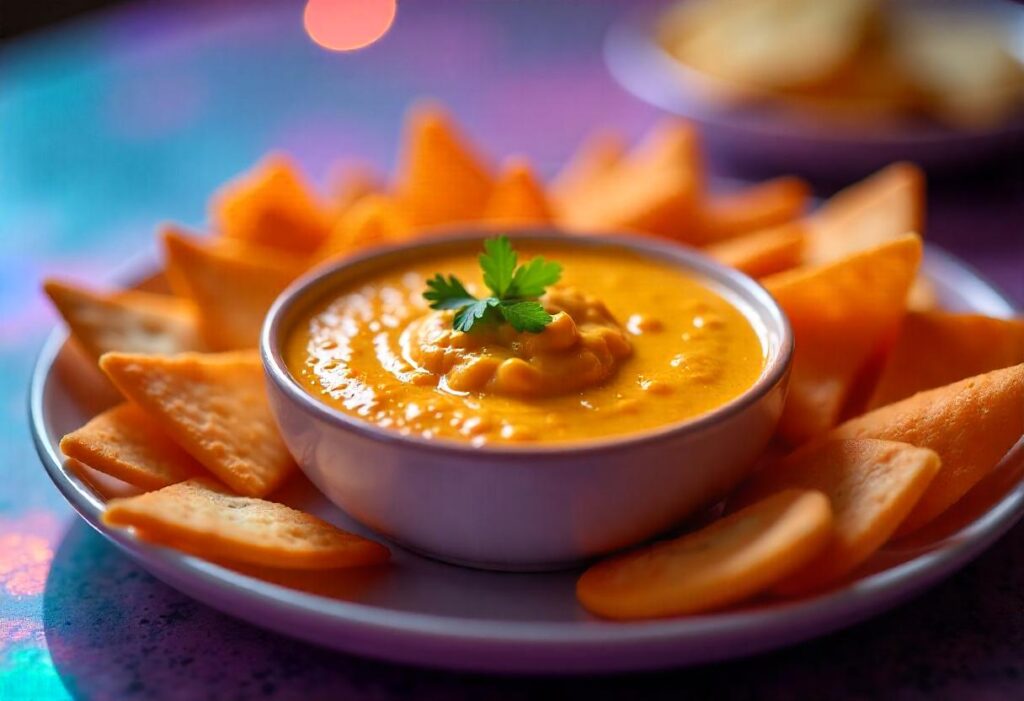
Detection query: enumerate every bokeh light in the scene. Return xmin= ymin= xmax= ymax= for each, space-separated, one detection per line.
xmin=0 ymin=534 xmax=53 ymax=598
xmin=304 ymin=0 xmax=397 ymax=52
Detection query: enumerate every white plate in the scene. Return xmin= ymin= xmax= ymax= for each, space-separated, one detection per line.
xmin=30 ymin=246 xmax=1024 ymax=674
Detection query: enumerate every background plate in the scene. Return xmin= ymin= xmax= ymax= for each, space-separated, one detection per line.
xmin=30 ymin=246 xmax=1024 ymax=674
xmin=604 ymin=3 xmax=1024 ymax=179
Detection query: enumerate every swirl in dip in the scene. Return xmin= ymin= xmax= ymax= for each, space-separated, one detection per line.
xmin=284 ymin=242 xmax=765 ymax=444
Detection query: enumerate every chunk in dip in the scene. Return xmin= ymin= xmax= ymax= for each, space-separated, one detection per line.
xmin=409 ymin=286 xmax=633 ymax=397
xmin=285 ymin=242 xmax=764 ymax=444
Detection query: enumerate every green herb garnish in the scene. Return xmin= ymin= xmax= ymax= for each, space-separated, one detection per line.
xmin=423 ymin=236 xmax=562 ymax=333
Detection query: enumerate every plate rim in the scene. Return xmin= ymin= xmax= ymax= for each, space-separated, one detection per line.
xmin=28 ymin=244 xmax=1024 ymax=673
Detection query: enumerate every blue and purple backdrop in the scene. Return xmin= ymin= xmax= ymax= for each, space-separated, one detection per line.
xmin=1 ymin=1 xmax=1022 ymax=698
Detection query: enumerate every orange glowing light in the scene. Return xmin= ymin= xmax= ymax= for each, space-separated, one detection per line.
xmin=304 ymin=0 xmax=397 ymax=52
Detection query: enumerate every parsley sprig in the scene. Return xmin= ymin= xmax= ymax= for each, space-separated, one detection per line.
xmin=423 ymin=236 xmax=562 ymax=333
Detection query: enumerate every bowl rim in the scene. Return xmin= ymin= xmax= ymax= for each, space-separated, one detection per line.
xmin=260 ymin=228 xmax=793 ymax=458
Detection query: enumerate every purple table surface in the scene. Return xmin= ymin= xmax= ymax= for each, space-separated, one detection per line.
xmin=1 ymin=1 xmax=1022 ymax=699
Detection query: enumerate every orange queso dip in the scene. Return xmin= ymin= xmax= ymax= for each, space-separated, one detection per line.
xmin=285 ymin=243 xmax=765 ymax=445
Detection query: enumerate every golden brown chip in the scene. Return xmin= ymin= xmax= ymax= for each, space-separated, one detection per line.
xmin=317 ymin=194 xmax=415 ymax=261
xmin=764 ymin=233 xmax=922 ymax=444
xmin=730 ymin=439 xmax=940 ymax=593
xmin=868 ymin=312 xmax=1024 ymax=409
xmin=211 ymin=153 xmax=333 ymax=255
xmin=162 ymin=227 xmax=307 ymax=350
xmin=802 ymin=163 xmax=933 ymax=311
xmin=697 ymin=177 xmax=810 ymax=243
xmin=394 ymin=103 xmax=494 ymax=227
xmin=329 ymin=159 xmax=383 ymax=216
xmin=826 ymin=363 xmax=1024 ymax=534
xmin=482 ymin=157 xmax=554 ymax=226
xmin=60 ymin=402 xmax=205 ymax=490
xmin=44 ymin=279 xmax=202 ymax=361
xmin=103 ymin=478 xmax=390 ymax=570
xmin=317 ymin=195 xmax=417 ymax=260
xmin=577 ymin=489 xmax=833 ymax=619
xmin=550 ymin=129 xmax=626 ymax=213
xmin=99 ymin=350 xmax=296 ymax=498
xmin=804 ymin=162 xmax=924 ymax=265
xmin=705 ymin=223 xmax=805 ymax=278
xmin=560 ymin=120 xmax=703 ymax=241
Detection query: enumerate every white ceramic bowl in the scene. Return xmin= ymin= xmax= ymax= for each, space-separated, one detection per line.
xmin=261 ymin=231 xmax=792 ymax=571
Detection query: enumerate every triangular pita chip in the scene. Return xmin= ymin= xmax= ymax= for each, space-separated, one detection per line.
xmin=805 ymin=162 xmax=924 ymax=264
xmin=577 ymin=489 xmax=832 ymax=619
xmin=868 ymin=312 xmax=1024 ymax=409
xmin=163 ymin=228 xmax=307 ymax=350
xmin=44 ymin=279 xmax=202 ymax=361
xmin=697 ymin=176 xmax=809 ymax=243
xmin=395 ymin=103 xmax=493 ymax=227
xmin=764 ymin=233 xmax=922 ymax=444
xmin=801 ymin=162 xmax=931 ymax=312
xmin=550 ymin=129 xmax=626 ymax=213
xmin=60 ymin=402 xmax=205 ymax=490
xmin=317 ymin=194 xmax=414 ymax=261
xmin=731 ymin=439 xmax=940 ymax=593
xmin=211 ymin=153 xmax=333 ymax=255
xmin=99 ymin=351 xmax=296 ymax=497
xmin=560 ymin=120 xmax=702 ymax=240
xmin=482 ymin=157 xmax=554 ymax=226
xmin=705 ymin=223 xmax=805 ymax=278
xmin=827 ymin=363 xmax=1024 ymax=534
xmin=103 ymin=478 xmax=389 ymax=569
xmin=329 ymin=160 xmax=382 ymax=216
